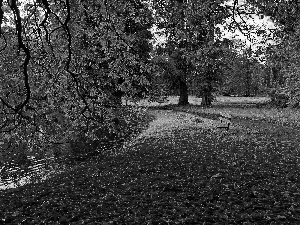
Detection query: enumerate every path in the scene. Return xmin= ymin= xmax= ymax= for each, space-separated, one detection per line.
xmin=114 ymin=109 xmax=300 ymax=223
xmin=1 ymin=109 xmax=300 ymax=224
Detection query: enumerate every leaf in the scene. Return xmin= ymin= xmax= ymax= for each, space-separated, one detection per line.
xmin=211 ymin=173 xmax=221 ymax=178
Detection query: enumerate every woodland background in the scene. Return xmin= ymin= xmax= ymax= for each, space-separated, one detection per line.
xmin=0 ymin=0 xmax=300 ymax=186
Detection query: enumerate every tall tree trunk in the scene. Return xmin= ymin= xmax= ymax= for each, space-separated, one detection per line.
xmin=201 ymin=82 xmax=212 ymax=107
xmin=201 ymin=94 xmax=211 ymax=106
xmin=178 ymin=80 xmax=189 ymax=106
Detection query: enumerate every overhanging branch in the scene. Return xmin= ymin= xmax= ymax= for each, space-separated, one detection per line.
xmin=8 ymin=0 xmax=31 ymax=112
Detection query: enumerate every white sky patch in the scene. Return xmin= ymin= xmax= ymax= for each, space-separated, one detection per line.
xmin=151 ymin=0 xmax=279 ymax=55
xmin=150 ymin=24 xmax=166 ymax=47
xmin=221 ymin=0 xmax=279 ymax=49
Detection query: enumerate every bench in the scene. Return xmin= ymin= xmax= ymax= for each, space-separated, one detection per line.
xmin=217 ymin=112 xmax=231 ymax=130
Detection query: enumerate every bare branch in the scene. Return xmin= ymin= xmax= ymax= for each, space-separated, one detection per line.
xmin=8 ymin=0 xmax=31 ymax=112
xmin=230 ymin=0 xmax=254 ymax=44
xmin=63 ymin=0 xmax=93 ymax=115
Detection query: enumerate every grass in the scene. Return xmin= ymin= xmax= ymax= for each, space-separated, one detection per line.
xmin=160 ymin=95 xmax=300 ymax=128
xmin=176 ymin=105 xmax=300 ymax=128
xmin=141 ymin=95 xmax=300 ymax=127
xmin=1 ymin=97 xmax=300 ymax=224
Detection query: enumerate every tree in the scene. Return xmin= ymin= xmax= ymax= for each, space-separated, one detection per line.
xmin=151 ymin=0 xmax=230 ymax=106
xmin=151 ymin=47 xmax=192 ymax=105
xmin=245 ymin=0 xmax=300 ymax=107
xmin=220 ymin=46 xmax=265 ymax=97
xmin=246 ymin=0 xmax=300 ymax=34
xmin=0 ymin=0 xmax=154 ymax=175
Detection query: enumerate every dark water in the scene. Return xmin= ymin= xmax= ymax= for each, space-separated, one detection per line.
xmin=0 ymin=157 xmax=65 ymax=190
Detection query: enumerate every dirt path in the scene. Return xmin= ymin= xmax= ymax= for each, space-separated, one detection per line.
xmin=120 ymin=109 xmax=300 ymax=161
xmin=131 ymin=110 xmax=216 ymax=137
xmin=168 ymin=108 xmax=300 ymax=152
xmin=121 ymin=110 xmax=220 ymax=153
xmin=117 ymin=109 xmax=300 ymax=223
xmin=1 ymin=109 xmax=300 ymax=224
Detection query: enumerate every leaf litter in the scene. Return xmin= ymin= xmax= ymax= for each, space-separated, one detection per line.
xmin=1 ymin=109 xmax=300 ymax=224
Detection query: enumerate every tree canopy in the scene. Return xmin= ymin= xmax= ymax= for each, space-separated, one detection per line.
xmin=151 ymin=0 xmax=231 ymax=106
xmin=0 ymin=0 xmax=154 ymax=168
xmin=246 ymin=0 xmax=300 ymax=107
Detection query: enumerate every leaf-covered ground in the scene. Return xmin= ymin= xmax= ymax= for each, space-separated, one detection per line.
xmin=1 ymin=109 xmax=300 ymax=224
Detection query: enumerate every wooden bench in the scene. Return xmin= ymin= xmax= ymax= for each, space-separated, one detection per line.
xmin=217 ymin=112 xmax=232 ymax=130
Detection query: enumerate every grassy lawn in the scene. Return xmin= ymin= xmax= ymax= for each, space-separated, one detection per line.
xmin=176 ymin=105 xmax=300 ymax=128
xmin=143 ymin=95 xmax=300 ymax=127
xmin=1 ymin=97 xmax=300 ymax=224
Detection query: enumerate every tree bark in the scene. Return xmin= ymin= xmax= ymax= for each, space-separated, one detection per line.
xmin=201 ymin=94 xmax=211 ymax=106
xmin=201 ymin=84 xmax=213 ymax=106
xmin=178 ymin=80 xmax=189 ymax=106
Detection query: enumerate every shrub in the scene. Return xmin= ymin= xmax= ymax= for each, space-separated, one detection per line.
xmin=65 ymin=106 xmax=153 ymax=163
xmin=221 ymin=87 xmax=235 ymax=96
xmin=288 ymin=88 xmax=300 ymax=108
xmin=268 ymin=88 xmax=289 ymax=108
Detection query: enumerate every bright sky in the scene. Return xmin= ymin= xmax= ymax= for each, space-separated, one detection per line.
xmin=221 ymin=0 xmax=278 ymax=50
xmin=152 ymin=0 xmax=278 ymax=54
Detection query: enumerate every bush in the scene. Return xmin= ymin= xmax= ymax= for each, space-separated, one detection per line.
xmin=268 ymin=88 xmax=290 ymax=108
xmin=288 ymin=89 xmax=300 ymax=108
xmin=221 ymin=87 xmax=234 ymax=96
xmin=65 ymin=106 xmax=154 ymax=163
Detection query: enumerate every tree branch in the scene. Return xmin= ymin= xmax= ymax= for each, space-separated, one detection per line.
xmin=230 ymin=0 xmax=253 ymax=44
xmin=9 ymin=0 xmax=31 ymax=112
xmin=63 ymin=0 xmax=93 ymax=116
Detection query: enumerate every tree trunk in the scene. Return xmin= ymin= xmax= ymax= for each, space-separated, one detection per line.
xmin=178 ymin=80 xmax=189 ymax=106
xmin=201 ymin=81 xmax=213 ymax=107
xmin=201 ymin=94 xmax=211 ymax=106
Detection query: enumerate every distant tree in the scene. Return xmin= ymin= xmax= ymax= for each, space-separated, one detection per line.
xmin=151 ymin=0 xmax=230 ymax=106
xmin=152 ymin=47 xmax=192 ymax=105
xmin=222 ymin=49 xmax=261 ymax=96
xmin=190 ymin=41 xmax=228 ymax=105
xmin=246 ymin=0 xmax=300 ymax=107
xmin=246 ymin=0 xmax=300 ymax=34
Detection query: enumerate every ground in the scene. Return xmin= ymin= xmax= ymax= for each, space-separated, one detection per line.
xmin=1 ymin=97 xmax=300 ymax=224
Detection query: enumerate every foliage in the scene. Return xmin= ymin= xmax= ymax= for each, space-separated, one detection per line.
xmin=246 ymin=0 xmax=300 ymax=34
xmin=220 ymin=48 xmax=266 ymax=97
xmin=0 ymin=0 xmax=154 ymax=170
xmin=263 ymin=33 xmax=300 ymax=108
xmin=191 ymin=41 xmax=233 ymax=105
xmin=246 ymin=0 xmax=300 ymax=107
xmin=268 ymin=88 xmax=289 ymax=108
xmin=66 ymin=107 xmax=154 ymax=163
xmin=151 ymin=0 xmax=230 ymax=106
